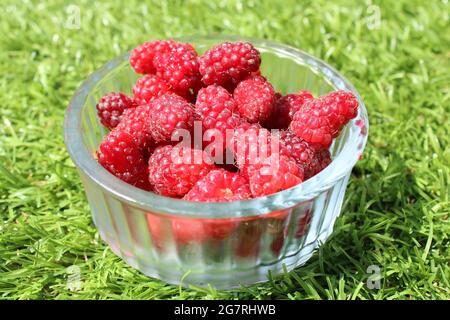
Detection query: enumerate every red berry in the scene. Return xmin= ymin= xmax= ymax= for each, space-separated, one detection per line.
xmin=290 ymin=91 xmax=358 ymax=146
xmin=246 ymin=153 xmax=304 ymax=197
xmin=154 ymin=46 xmax=202 ymax=100
xmin=233 ymin=75 xmax=276 ymax=124
xmin=147 ymin=212 xmax=216 ymax=246
xmin=195 ymin=85 xmax=237 ymax=124
xmin=148 ymin=212 xmax=237 ymax=244
xmin=129 ymin=40 xmax=194 ymax=74
xmin=266 ymin=90 xmax=313 ymax=129
xmin=148 ymin=145 xmax=215 ymax=197
xmin=115 ymin=104 xmax=155 ymax=157
xmin=199 ymin=42 xmax=261 ymax=89
xmin=315 ymin=91 xmax=359 ymax=137
xmin=148 ymin=93 xmax=195 ymax=143
xmin=276 ymin=130 xmax=314 ymax=166
xmin=200 ymin=219 xmax=238 ymax=240
xmin=289 ymin=107 xmax=334 ymax=148
xmin=171 ymin=217 xmax=238 ymax=243
xmin=96 ymin=92 xmax=137 ymax=130
xmin=183 ymin=169 xmax=251 ymax=202
xmin=304 ymin=147 xmax=332 ymax=179
xmin=132 ymin=74 xmax=170 ymax=104
xmin=148 ymin=213 xmax=230 ymax=245
xmin=276 ymin=130 xmax=330 ymax=179
xmin=171 ymin=218 xmax=208 ymax=243
xmin=229 ymin=123 xmax=290 ymax=170
xmin=97 ymin=130 xmax=150 ymax=190
xmin=195 ymin=85 xmax=243 ymax=154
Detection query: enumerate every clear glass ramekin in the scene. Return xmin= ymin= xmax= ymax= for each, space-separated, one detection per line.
xmin=64 ymin=35 xmax=368 ymax=289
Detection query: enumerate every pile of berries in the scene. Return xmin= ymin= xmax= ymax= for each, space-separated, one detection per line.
xmin=96 ymin=40 xmax=358 ymax=200
xmin=94 ymin=40 xmax=358 ymax=246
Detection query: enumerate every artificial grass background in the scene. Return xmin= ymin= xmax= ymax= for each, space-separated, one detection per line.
xmin=0 ymin=0 xmax=449 ymax=300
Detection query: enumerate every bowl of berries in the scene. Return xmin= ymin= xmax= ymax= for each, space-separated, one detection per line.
xmin=64 ymin=35 xmax=368 ymax=289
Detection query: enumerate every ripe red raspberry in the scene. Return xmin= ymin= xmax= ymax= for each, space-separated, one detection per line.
xmin=171 ymin=217 xmax=238 ymax=243
xmin=198 ymin=42 xmax=261 ymax=89
xmin=276 ymin=130 xmax=330 ymax=179
xmin=291 ymin=91 xmax=359 ymax=145
xmin=246 ymin=153 xmax=304 ymax=197
xmin=266 ymin=90 xmax=314 ymax=129
xmin=115 ymin=104 xmax=154 ymax=157
xmin=132 ymin=74 xmax=170 ymax=104
xmin=170 ymin=218 xmax=208 ymax=243
xmin=147 ymin=213 xmax=237 ymax=245
xmin=289 ymin=106 xmax=334 ymax=148
xmin=195 ymin=85 xmax=237 ymax=122
xmin=96 ymin=92 xmax=137 ymax=130
xmin=304 ymin=147 xmax=332 ymax=179
xmin=233 ymin=75 xmax=276 ymax=124
xmin=318 ymin=91 xmax=359 ymax=136
xmin=148 ymin=145 xmax=215 ymax=197
xmin=229 ymin=123 xmax=290 ymax=170
xmin=276 ymin=130 xmax=314 ymax=167
xmin=148 ymin=93 xmax=195 ymax=143
xmin=195 ymin=85 xmax=243 ymax=153
xmin=154 ymin=46 xmax=202 ymax=100
xmin=183 ymin=169 xmax=251 ymax=202
xmin=129 ymin=40 xmax=194 ymax=74
xmin=97 ymin=130 xmax=150 ymax=190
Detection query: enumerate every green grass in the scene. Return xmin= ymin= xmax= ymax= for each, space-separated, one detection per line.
xmin=0 ymin=0 xmax=449 ymax=300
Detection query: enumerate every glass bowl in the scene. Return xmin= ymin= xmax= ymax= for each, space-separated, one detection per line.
xmin=64 ymin=35 xmax=368 ymax=289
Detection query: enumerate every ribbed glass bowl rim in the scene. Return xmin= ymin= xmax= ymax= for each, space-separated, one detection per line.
xmin=64 ymin=35 xmax=368 ymax=218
